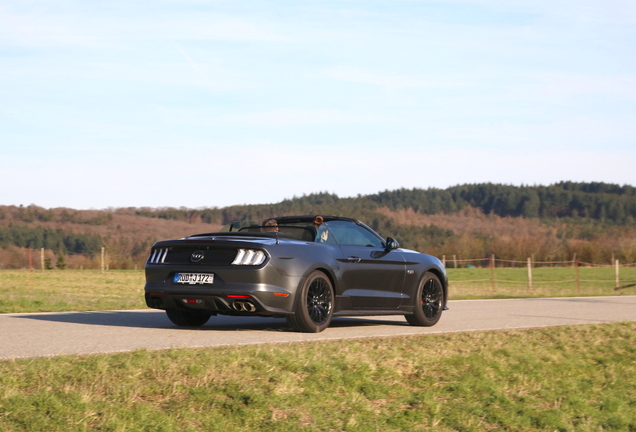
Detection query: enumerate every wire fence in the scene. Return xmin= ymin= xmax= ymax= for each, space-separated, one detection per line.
xmin=2 ymin=249 xmax=636 ymax=297
xmin=444 ymin=255 xmax=636 ymax=298
xmin=0 ymin=247 xmax=143 ymax=271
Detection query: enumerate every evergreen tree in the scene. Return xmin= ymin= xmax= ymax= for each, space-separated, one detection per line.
xmin=522 ymin=190 xmax=540 ymax=218
xmin=56 ymin=251 xmax=66 ymax=270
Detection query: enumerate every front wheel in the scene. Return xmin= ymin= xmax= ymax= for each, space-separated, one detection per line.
xmin=406 ymin=272 xmax=444 ymax=327
xmin=286 ymin=270 xmax=334 ymax=333
xmin=165 ymin=309 xmax=212 ymax=327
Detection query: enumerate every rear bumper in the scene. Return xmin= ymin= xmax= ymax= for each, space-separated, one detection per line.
xmin=144 ymin=287 xmax=294 ymax=317
xmin=144 ymin=263 xmax=300 ymax=316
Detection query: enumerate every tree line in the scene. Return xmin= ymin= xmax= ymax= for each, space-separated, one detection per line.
xmin=0 ymin=206 xmax=113 ymax=225
xmin=1 ymin=182 xmax=636 ymax=268
xmin=0 ymin=225 xmax=103 ymax=256
xmin=368 ymin=182 xmax=636 ymax=222
xmin=134 ymin=182 xmax=636 ymax=225
xmin=130 ymin=182 xmax=636 ymax=265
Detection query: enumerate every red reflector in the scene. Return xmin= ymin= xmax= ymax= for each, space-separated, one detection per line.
xmin=226 ymin=295 xmax=251 ymax=298
xmin=148 ymin=292 xmax=164 ymax=296
xmin=274 ymin=293 xmax=289 ymax=297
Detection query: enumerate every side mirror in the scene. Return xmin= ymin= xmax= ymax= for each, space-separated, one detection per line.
xmin=385 ymin=237 xmax=399 ymax=251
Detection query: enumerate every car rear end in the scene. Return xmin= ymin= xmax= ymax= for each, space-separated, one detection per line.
xmin=144 ymin=235 xmax=300 ymax=318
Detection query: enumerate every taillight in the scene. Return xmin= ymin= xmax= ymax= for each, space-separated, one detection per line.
xmin=148 ymin=248 xmax=169 ymax=264
xmin=231 ymin=249 xmax=266 ymax=265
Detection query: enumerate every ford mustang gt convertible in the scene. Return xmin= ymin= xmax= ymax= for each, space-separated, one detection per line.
xmin=144 ymin=215 xmax=448 ymax=333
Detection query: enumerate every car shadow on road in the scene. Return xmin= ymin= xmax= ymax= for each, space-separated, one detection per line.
xmin=10 ymin=311 xmax=409 ymax=332
xmin=10 ymin=311 xmax=175 ymax=329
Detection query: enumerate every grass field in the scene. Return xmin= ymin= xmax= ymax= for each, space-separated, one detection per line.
xmin=1 ymin=268 xmax=635 ymax=314
xmin=1 ymin=271 xmax=635 ymax=430
xmin=0 ymin=322 xmax=634 ymax=431
xmin=0 ymin=270 xmax=146 ymax=313
xmin=447 ymin=266 xmax=636 ymax=299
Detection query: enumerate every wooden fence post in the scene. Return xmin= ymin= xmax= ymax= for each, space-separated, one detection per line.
xmin=29 ymin=248 xmax=33 ymax=291
xmin=575 ymin=259 xmax=580 ymax=294
xmin=490 ymin=254 xmax=495 ymax=291
xmin=101 ymin=247 xmax=105 ymax=273
xmin=40 ymin=248 xmax=45 ymax=271
xmin=527 ymin=257 xmax=532 ymax=289
xmin=442 ymin=255 xmax=446 ymax=268
xmin=615 ymin=259 xmax=620 ymax=289
xmin=453 ymin=255 xmax=457 ymax=269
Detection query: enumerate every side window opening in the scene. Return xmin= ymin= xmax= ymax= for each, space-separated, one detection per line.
xmin=325 ymin=221 xmax=384 ymax=248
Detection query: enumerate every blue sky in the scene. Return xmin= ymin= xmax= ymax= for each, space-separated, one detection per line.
xmin=1 ymin=0 xmax=635 ymax=209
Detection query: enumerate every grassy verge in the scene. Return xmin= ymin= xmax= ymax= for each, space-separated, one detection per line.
xmin=1 ymin=322 xmax=635 ymax=431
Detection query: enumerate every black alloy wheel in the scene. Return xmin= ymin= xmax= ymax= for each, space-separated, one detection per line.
xmin=306 ymin=276 xmax=333 ymax=325
xmin=287 ymin=270 xmax=334 ymax=333
xmin=406 ymin=272 xmax=444 ymax=327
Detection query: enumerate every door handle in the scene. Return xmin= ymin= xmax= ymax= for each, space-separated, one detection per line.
xmin=347 ymin=256 xmax=361 ymax=263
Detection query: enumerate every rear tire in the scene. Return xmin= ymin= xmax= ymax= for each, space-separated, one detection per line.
xmin=165 ymin=309 xmax=212 ymax=327
xmin=286 ymin=270 xmax=334 ymax=333
xmin=406 ymin=272 xmax=444 ymax=327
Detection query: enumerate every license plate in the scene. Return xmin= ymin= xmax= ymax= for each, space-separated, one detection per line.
xmin=174 ymin=273 xmax=215 ymax=285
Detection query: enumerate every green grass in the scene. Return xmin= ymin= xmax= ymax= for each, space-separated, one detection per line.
xmin=447 ymin=266 xmax=636 ymax=300
xmin=1 ymin=322 xmax=635 ymax=431
xmin=2 ymin=271 xmax=635 ymax=430
xmin=0 ymin=270 xmax=145 ymax=313
xmin=1 ymin=268 xmax=635 ymax=313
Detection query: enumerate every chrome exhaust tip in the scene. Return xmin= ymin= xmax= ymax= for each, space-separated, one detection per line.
xmin=232 ymin=300 xmax=256 ymax=312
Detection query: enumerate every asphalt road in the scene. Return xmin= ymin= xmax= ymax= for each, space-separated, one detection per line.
xmin=1 ymin=296 xmax=635 ymax=360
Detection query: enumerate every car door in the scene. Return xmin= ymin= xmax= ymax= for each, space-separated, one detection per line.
xmin=326 ymin=220 xmax=406 ymax=309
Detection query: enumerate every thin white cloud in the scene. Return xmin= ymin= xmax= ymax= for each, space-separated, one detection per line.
xmin=529 ymin=73 xmax=636 ymax=100
xmin=151 ymin=107 xmax=370 ymax=127
xmin=0 ymin=4 xmax=287 ymax=48
xmin=325 ymin=67 xmax=471 ymax=90
xmin=211 ymin=109 xmax=358 ymax=127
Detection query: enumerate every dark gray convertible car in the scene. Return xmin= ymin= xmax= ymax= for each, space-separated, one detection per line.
xmin=144 ymin=215 xmax=447 ymax=332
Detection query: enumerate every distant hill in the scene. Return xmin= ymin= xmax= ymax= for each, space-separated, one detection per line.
xmin=369 ymin=182 xmax=636 ymax=221
xmin=2 ymin=182 xmax=635 ymax=269
xmin=131 ymin=181 xmax=636 ymax=224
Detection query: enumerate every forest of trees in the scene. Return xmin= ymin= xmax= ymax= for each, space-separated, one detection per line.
xmin=132 ymin=182 xmax=636 ymax=225
xmin=369 ymin=182 xmax=636 ymax=222
xmin=0 ymin=206 xmax=113 ymax=225
xmin=1 ymin=182 xmax=636 ymax=269
xmin=0 ymin=225 xmax=102 ymax=255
